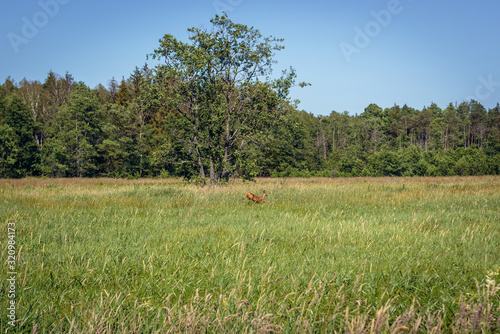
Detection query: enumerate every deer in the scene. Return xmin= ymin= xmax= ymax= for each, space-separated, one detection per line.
xmin=243 ymin=190 xmax=267 ymax=203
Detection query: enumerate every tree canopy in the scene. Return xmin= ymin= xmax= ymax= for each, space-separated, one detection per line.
xmin=1 ymin=15 xmax=500 ymax=180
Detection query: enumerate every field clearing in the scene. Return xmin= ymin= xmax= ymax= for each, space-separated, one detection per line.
xmin=1 ymin=176 xmax=500 ymax=333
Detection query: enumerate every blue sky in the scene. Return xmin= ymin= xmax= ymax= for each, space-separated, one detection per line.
xmin=1 ymin=0 xmax=499 ymax=115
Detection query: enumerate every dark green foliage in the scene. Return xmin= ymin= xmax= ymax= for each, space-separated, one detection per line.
xmin=0 ymin=15 xmax=499 ymax=180
xmin=2 ymin=75 xmax=500 ymax=179
xmin=97 ymin=103 xmax=135 ymax=177
xmin=0 ymin=96 xmax=40 ymax=177
xmin=51 ymin=83 xmax=102 ymax=177
xmin=147 ymin=14 xmax=301 ymax=184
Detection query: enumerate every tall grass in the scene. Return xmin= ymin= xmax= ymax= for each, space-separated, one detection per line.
xmin=1 ymin=177 xmax=499 ymax=333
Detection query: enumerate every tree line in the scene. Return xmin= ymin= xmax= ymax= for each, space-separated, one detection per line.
xmin=1 ymin=15 xmax=500 ymax=182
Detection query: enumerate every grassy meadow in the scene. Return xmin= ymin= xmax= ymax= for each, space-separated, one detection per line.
xmin=1 ymin=176 xmax=500 ymax=333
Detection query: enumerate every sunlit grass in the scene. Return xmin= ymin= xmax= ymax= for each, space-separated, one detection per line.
xmin=1 ymin=176 xmax=499 ymax=333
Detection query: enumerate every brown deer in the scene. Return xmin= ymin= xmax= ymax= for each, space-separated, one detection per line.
xmin=243 ymin=190 xmax=267 ymax=203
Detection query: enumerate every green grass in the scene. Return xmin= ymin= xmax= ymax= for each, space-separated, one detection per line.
xmin=1 ymin=177 xmax=499 ymax=333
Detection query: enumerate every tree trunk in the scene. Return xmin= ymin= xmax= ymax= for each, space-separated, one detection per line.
xmin=222 ymin=145 xmax=230 ymax=181
xmin=193 ymin=134 xmax=205 ymax=178
xmin=209 ymin=158 xmax=215 ymax=185
xmin=323 ymin=132 xmax=327 ymax=159
xmin=221 ymin=112 xmax=231 ymax=181
xmin=332 ymin=128 xmax=335 ymax=151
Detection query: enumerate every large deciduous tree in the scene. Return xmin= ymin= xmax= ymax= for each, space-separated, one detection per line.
xmin=148 ymin=13 xmax=305 ymax=184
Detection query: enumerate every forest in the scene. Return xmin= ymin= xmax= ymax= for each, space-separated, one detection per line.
xmin=1 ymin=15 xmax=500 ymax=183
